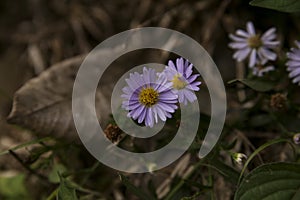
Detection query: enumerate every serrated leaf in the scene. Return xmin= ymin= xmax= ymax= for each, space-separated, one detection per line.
xmin=228 ymin=79 xmax=275 ymax=92
xmin=119 ymin=174 xmax=156 ymax=200
xmin=250 ymin=0 xmax=300 ymax=13
xmin=235 ymin=162 xmax=300 ymax=200
xmin=57 ymin=176 xmax=78 ymax=200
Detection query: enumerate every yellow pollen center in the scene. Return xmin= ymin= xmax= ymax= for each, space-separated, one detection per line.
xmin=247 ymin=35 xmax=262 ymax=49
xmin=172 ymin=74 xmax=187 ymax=90
xmin=139 ymin=87 xmax=159 ymax=107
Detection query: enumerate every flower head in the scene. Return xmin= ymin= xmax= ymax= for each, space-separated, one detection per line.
xmin=286 ymin=41 xmax=300 ymax=85
xmin=231 ymin=152 xmax=247 ymax=165
xmin=293 ymin=133 xmax=300 ymax=145
xmin=162 ymin=58 xmax=201 ymax=105
xmin=121 ymin=67 xmax=178 ymax=127
xmin=229 ymin=21 xmax=279 ymax=68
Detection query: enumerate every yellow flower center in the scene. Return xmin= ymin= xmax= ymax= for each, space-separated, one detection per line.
xmin=172 ymin=74 xmax=187 ymax=90
xmin=139 ymin=87 xmax=159 ymax=107
xmin=247 ymin=35 xmax=262 ymax=49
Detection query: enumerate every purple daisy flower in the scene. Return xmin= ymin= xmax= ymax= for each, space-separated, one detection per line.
xmin=162 ymin=57 xmax=201 ymax=105
xmin=286 ymin=40 xmax=300 ymax=85
xmin=121 ymin=67 xmax=178 ymax=127
xmin=229 ymin=21 xmax=279 ymax=68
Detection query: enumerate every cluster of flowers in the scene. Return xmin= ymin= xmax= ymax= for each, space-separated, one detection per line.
xmin=229 ymin=21 xmax=300 ymax=85
xmin=121 ymin=58 xmax=201 ymax=127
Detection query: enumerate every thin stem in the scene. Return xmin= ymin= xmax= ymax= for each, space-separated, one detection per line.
xmin=46 ymin=188 xmax=58 ymax=200
xmin=238 ymin=138 xmax=294 ymax=185
xmin=9 ymin=150 xmax=48 ymax=182
xmin=164 ymin=158 xmax=206 ymax=200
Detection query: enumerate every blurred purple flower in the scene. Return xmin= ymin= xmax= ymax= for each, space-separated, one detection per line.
xmin=252 ymin=64 xmax=275 ymax=77
xmin=286 ymin=40 xmax=300 ymax=85
xmin=162 ymin=58 xmax=201 ymax=105
xmin=122 ymin=67 xmax=178 ymax=127
xmin=229 ymin=21 xmax=279 ymax=68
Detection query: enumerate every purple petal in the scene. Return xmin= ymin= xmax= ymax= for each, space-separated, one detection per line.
xmin=236 ymin=29 xmax=250 ymax=38
xmin=292 ymin=75 xmax=300 ymax=84
xmin=145 ymin=108 xmax=154 ymax=127
xmin=229 ymin=42 xmax=248 ymax=49
xmin=185 ymin=64 xmax=193 ymax=78
xmin=289 ymin=68 xmax=300 ymax=78
xmin=187 ymin=74 xmax=200 ymax=83
xmin=246 ymin=21 xmax=256 ymax=35
xmin=286 ymin=61 xmax=300 ymax=68
xmin=186 ymin=82 xmax=201 ymax=91
xmin=128 ymin=101 xmax=142 ymax=110
xmin=177 ymin=90 xmax=185 ymax=104
xmin=261 ymin=27 xmax=276 ymax=40
xmin=176 ymin=58 xmax=184 ymax=74
xmin=157 ymin=102 xmax=176 ymax=113
xmin=287 ymin=52 xmax=300 ymax=61
xmin=156 ymin=106 xmax=167 ymax=121
xmin=152 ymin=106 xmax=158 ymax=123
xmin=138 ymin=106 xmax=147 ymax=123
xmin=182 ymin=89 xmax=196 ymax=102
xmin=229 ymin=34 xmax=247 ymax=42
xmin=249 ymin=49 xmax=257 ymax=68
xmin=233 ymin=48 xmax=251 ymax=61
xmin=159 ymin=92 xmax=177 ymax=100
xmin=295 ymin=41 xmax=300 ymax=48
xmin=168 ymin=60 xmax=177 ymax=71
xmin=131 ymin=105 xmax=145 ymax=119
xmin=259 ymin=47 xmax=277 ymax=60
xmin=263 ymin=41 xmax=280 ymax=47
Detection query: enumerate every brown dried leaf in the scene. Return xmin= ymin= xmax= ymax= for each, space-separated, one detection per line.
xmin=7 ymin=54 xmax=111 ymax=140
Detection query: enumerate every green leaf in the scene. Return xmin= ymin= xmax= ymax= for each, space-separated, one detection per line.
xmin=250 ymin=0 xmax=300 ymax=13
xmin=57 ymin=175 xmax=78 ymax=200
xmin=0 ymin=173 xmax=30 ymax=199
xmin=119 ymin=174 xmax=156 ymax=200
xmin=235 ymin=162 xmax=300 ymax=200
xmin=48 ymin=164 xmax=67 ymax=183
xmin=228 ymin=79 xmax=275 ymax=92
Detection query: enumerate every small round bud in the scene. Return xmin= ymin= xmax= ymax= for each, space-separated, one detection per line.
xmin=104 ymin=124 xmax=122 ymax=143
xmin=232 ymin=153 xmax=247 ymax=165
xmin=270 ymin=93 xmax=287 ymax=111
xmin=293 ymin=133 xmax=300 ymax=145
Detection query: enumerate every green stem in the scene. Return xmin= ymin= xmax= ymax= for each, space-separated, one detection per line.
xmin=46 ymin=188 xmax=58 ymax=200
xmin=238 ymin=138 xmax=294 ymax=185
xmin=0 ymin=137 xmax=52 ymax=156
